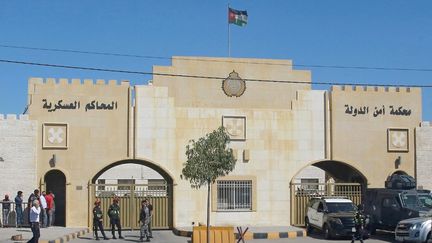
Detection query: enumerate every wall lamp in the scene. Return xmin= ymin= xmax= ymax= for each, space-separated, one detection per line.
xmin=395 ymin=156 xmax=402 ymax=168
xmin=49 ymin=154 xmax=56 ymax=167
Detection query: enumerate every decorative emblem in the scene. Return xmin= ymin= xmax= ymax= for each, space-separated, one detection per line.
xmin=226 ymin=119 xmax=243 ymax=137
xmin=387 ymin=128 xmax=409 ymax=152
xmin=222 ymin=116 xmax=246 ymax=141
xmin=43 ymin=123 xmax=69 ymax=149
xmin=391 ymin=132 xmax=406 ymax=148
xmin=48 ymin=128 xmax=64 ymax=144
xmin=222 ymin=71 xmax=246 ymax=97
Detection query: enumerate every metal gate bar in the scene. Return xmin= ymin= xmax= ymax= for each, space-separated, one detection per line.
xmin=88 ymin=183 xmax=172 ymax=230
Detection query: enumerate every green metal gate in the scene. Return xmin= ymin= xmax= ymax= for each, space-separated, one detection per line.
xmin=88 ymin=183 xmax=173 ymax=230
xmin=290 ymin=182 xmax=363 ymax=226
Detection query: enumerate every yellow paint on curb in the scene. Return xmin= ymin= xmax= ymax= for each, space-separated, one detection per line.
xmin=267 ymin=232 xmax=279 ymax=239
xmin=288 ymin=231 xmax=297 ymax=238
xmin=243 ymin=232 xmax=253 ymax=240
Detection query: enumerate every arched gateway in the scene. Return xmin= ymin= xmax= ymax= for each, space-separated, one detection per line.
xmin=290 ymin=160 xmax=367 ymax=226
xmin=88 ymin=159 xmax=174 ymax=230
xmin=44 ymin=169 xmax=67 ymax=226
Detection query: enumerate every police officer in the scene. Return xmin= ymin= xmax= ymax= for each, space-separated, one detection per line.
xmin=108 ymin=197 xmax=123 ymax=239
xmin=139 ymin=200 xmax=151 ymax=242
xmin=352 ymin=204 xmax=366 ymax=243
xmin=93 ymin=200 xmax=108 ymax=240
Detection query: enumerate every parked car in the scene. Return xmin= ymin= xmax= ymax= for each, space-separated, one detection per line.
xmin=305 ymin=196 xmax=365 ymax=239
xmin=364 ymin=174 xmax=432 ymax=233
xmin=395 ymin=217 xmax=432 ymax=242
xmin=418 ymin=190 xmax=432 ymax=209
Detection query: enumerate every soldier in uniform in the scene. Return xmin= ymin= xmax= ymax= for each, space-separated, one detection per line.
xmin=108 ymin=197 xmax=123 ymax=239
xmin=351 ymin=204 xmax=366 ymax=243
xmin=139 ymin=200 xmax=151 ymax=242
xmin=93 ymin=200 xmax=108 ymax=240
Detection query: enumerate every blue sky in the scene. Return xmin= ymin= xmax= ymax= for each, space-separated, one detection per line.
xmin=1 ymin=1 xmax=431 ymax=120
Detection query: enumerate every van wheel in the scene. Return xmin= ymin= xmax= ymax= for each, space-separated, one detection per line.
xmin=425 ymin=232 xmax=431 ymax=243
xmin=305 ymin=218 xmax=313 ymax=234
xmin=324 ymin=224 xmax=332 ymax=240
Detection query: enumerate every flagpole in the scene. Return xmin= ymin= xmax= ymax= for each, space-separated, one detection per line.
xmin=228 ymin=3 xmax=231 ymax=57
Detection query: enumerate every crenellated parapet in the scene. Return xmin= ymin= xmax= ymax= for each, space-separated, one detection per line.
xmin=29 ymin=77 xmax=130 ymax=86
xmin=28 ymin=77 xmax=131 ymax=100
xmin=420 ymin=121 xmax=431 ymax=127
xmin=0 ymin=114 xmax=29 ymax=121
xmin=331 ymin=85 xmax=420 ymax=93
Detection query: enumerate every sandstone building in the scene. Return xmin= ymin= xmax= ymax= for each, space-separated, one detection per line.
xmin=0 ymin=56 xmax=429 ymax=228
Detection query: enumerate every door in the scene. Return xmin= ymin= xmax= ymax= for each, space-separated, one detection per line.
xmin=381 ymin=197 xmax=401 ymax=228
xmin=316 ymin=202 xmax=325 ymax=227
xmin=45 ymin=170 xmax=66 ymax=226
xmin=89 ymin=182 xmax=173 ymax=230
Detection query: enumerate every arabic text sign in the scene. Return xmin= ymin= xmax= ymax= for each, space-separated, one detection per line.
xmin=344 ymin=104 xmax=412 ymax=117
xmin=42 ymin=99 xmax=118 ymax=112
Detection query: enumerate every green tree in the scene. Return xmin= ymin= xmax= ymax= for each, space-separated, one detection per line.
xmin=182 ymin=126 xmax=236 ymax=243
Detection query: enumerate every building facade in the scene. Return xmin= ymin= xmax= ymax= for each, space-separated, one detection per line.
xmin=0 ymin=56 xmax=428 ymax=228
xmin=0 ymin=114 xmax=37 ymax=201
xmin=415 ymin=121 xmax=432 ymax=190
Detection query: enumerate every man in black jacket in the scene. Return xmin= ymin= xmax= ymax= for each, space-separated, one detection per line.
xmin=352 ymin=204 xmax=366 ymax=243
xmin=93 ymin=200 xmax=108 ymax=240
xmin=108 ymin=198 xmax=123 ymax=239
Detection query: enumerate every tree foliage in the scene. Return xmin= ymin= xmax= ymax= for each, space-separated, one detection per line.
xmin=182 ymin=126 xmax=236 ymax=188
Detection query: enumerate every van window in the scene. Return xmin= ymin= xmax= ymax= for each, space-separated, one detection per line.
xmin=312 ymin=201 xmax=320 ymax=210
xmin=317 ymin=202 xmax=324 ymax=211
xmin=382 ymin=197 xmax=399 ymax=208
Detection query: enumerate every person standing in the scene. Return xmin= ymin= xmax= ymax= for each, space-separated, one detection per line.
xmin=15 ymin=191 xmax=24 ymax=226
xmin=107 ymin=198 xmax=123 ymax=239
xmin=351 ymin=204 xmax=366 ymax=243
xmin=93 ymin=200 xmax=108 ymax=240
xmin=2 ymin=194 xmax=11 ymax=226
xmin=49 ymin=192 xmax=55 ymax=226
xmin=27 ymin=190 xmax=39 ymax=207
xmin=39 ymin=192 xmax=47 ymax=228
xmin=44 ymin=192 xmax=53 ymax=227
xmin=146 ymin=199 xmax=153 ymax=238
xmin=139 ymin=200 xmax=150 ymax=242
xmin=28 ymin=200 xmax=41 ymax=243
xmin=27 ymin=189 xmax=39 ymax=223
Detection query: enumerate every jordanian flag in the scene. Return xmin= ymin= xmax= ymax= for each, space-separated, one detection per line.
xmin=228 ymin=7 xmax=248 ymax=26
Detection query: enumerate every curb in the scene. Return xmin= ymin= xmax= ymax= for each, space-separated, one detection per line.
xmin=40 ymin=228 xmax=90 ymax=243
xmin=172 ymin=227 xmax=193 ymax=237
xmin=173 ymin=227 xmax=307 ymax=240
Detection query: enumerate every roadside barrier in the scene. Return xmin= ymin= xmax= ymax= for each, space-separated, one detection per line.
xmin=192 ymin=226 xmax=235 ymax=243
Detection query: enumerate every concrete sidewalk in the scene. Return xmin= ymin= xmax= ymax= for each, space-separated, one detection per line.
xmin=0 ymin=226 xmax=305 ymax=242
xmin=0 ymin=227 xmax=89 ymax=243
xmin=174 ymin=225 xmax=306 ymax=240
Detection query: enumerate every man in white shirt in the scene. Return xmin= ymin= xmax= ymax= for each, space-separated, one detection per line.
xmin=39 ymin=192 xmax=47 ymax=227
xmin=28 ymin=200 xmax=41 ymax=243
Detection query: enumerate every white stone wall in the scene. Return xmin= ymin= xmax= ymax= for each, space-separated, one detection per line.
xmin=416 ymin=122 xmax=432 ymax=190
xmin=0 ymin=114 xmax=37 ymax=201
xmin=135 ymin=86 xmax=326 ymax=227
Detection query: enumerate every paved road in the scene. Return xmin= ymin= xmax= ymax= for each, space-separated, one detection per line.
xmin=247 ymin=231 xmax=397 ymax=243
xmin=72 ymin=230 xmax=190 ymax=243
xmin=70 ymin=230 xmax=397 ymax=243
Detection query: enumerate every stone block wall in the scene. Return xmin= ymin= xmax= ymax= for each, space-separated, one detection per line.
xmin=0 ymin=114 xmax=37 ymax=201
xmin=416 ymin=121 xmax=432 ymax=190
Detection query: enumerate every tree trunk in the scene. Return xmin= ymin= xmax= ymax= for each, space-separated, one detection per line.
xmin=207 ymin=182 xmax=210 ymax=243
